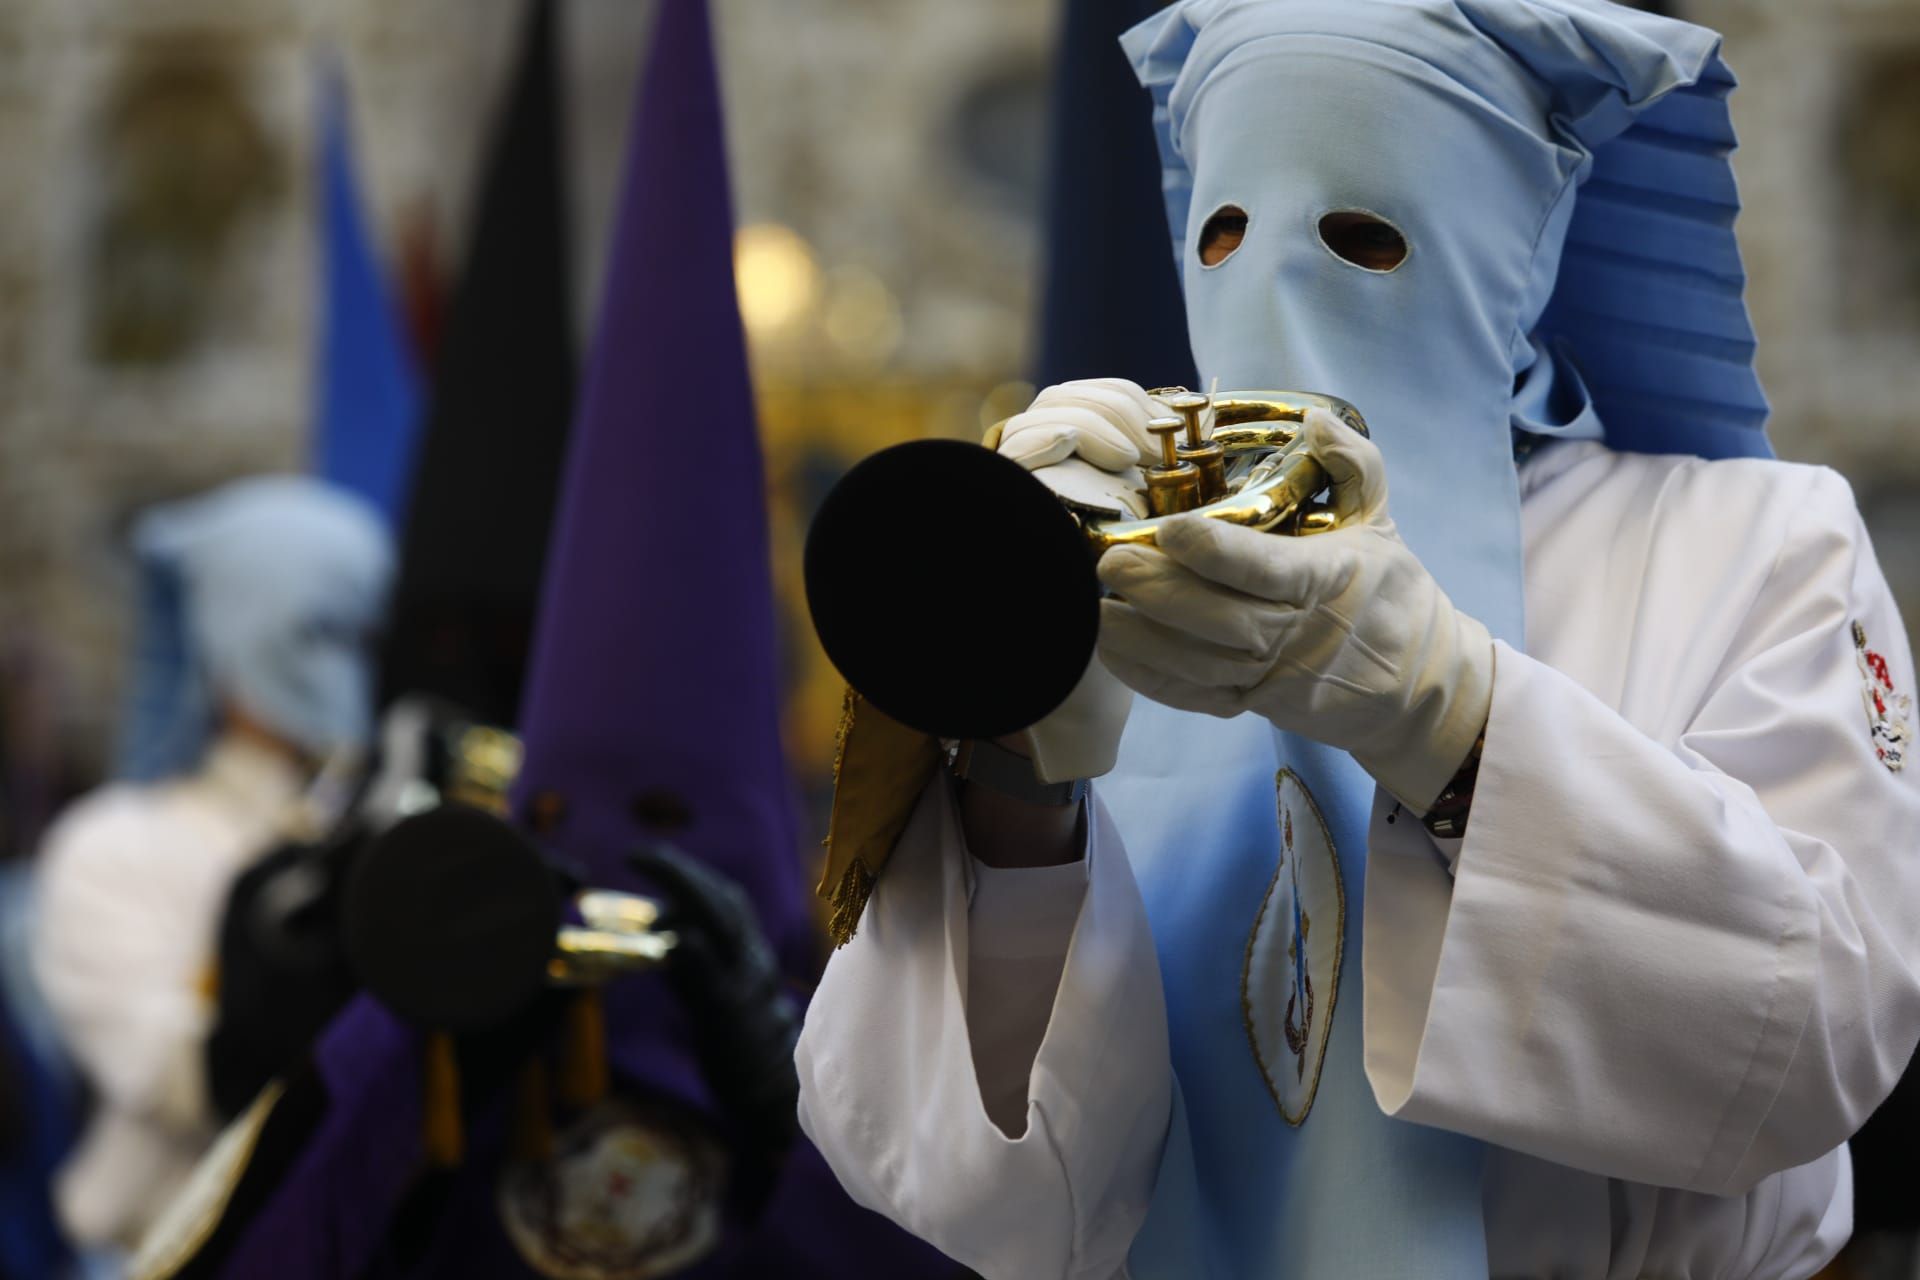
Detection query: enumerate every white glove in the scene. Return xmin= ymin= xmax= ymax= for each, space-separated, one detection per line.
xmin=1093 ymin=409 xmax=1494 ymax=810
xmin=998 ymin=378 xmax=1161 ymax=472
xmin=987 ymin=378 xmax=1159 ymax=780
xmin=1020 ymin=652 xmax=1133 ymax=783
xmin=998 ymin=378 xmax=1161 ymax=520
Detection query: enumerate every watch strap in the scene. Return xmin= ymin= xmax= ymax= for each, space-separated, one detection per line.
xmin=950 ymin=739 xmax=1089 ymax=807
xmin=1420 ymin=728 xmax=1485 ymax=840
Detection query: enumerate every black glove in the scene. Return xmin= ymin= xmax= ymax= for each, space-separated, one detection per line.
xmin=625 ymin=843 xmax=800 ymax=1159
xmin=207 ymin=825 xmax=366 ymax=1120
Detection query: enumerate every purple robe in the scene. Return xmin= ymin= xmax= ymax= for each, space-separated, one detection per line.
xmin=210 ymin=1 xmax=953 ymax=1275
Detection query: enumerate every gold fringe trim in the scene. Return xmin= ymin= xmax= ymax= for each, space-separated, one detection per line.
xmin=825 ymin=858 xmax=877 ymax=948
xmin=829 ymin=684 xmax=858 ymax=788
xmin=816 ymin=688 xmax=943 ymax=949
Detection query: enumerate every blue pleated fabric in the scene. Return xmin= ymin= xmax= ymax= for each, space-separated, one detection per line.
xmin=1106 ymin=2 xmax=1770 ymax=1276
xmin=1539 ymin=54 xmax=1770 ymax=457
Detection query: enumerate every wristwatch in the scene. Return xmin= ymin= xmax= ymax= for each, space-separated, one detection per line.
xmin=1420 ymin=729 xmax=1485 ymax=839
xmin=950 ymin=738 xmax=1089 ymax=807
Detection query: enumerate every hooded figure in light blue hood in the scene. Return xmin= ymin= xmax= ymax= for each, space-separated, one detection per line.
xmin=115 ymin=475 xmax=394 ymax=782
xmin=1084 ymin=3 xmax=1770 ymax=1273
xmin=33 ymin=475 xmax=392 ymax=1249
xmin=1122 ymin=0 xmax=1765 ymax=648
xmin=796 ymin=3 xmax=1920 ymax=1278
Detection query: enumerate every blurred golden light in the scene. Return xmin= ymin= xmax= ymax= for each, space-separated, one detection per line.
xmin=979 ymin=379 xmax=1037 ymax=433
xmin=933 ymin=388 xmax=987 ymax=441
xmin=734 ymin=222 xmax=821 ymax=340
xmin=821 ymin=264 xmax=903 ymax=368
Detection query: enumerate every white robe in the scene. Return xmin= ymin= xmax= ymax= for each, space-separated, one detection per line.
xmin=796 ymin=440 xmax=1920 ymax=1279
xmin=32 ymin=735 xmax=304 ymax=1249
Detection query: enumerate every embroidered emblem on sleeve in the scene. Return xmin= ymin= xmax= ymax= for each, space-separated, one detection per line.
xmin=1855 ymin=620 xmax=1911 ymax=773
xmin=1242 ymin=769 xmax=1346 ymax=1126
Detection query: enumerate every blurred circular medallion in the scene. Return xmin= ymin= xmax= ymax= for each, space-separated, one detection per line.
xmin=498 ymin=1100 xmax=726 ymax=1280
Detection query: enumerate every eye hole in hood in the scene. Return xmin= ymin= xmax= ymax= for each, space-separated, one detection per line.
xmin=1198 ymin=203 xmax=1248 ymax=266
xmin=1317 ymin=209 xmax=1408 ymax=273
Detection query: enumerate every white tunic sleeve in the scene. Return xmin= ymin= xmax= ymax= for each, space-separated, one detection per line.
xmin=32 ymin=792 xmax=211 ymax=1129
xmin=1364 ymin=464 xmax=1920 ymax=1195
xmin=964 ymin=854 xmax=1090 ymax=1138
xmin=795 ymin=776 xmax=1173 ymax=1280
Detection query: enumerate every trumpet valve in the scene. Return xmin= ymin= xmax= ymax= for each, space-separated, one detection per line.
xmin=1151 ymin=390 xmax=1210 ymax=444
xmin=1177 ymin=440 xmax=1228 ymax=502
xmin=1152 ymin=389 xmax=1227 ymax=501
xmin=1143 ymin=416 xmax=1204 ymax=516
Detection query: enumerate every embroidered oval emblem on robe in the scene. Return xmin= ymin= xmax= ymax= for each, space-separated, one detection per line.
xmin=1242 ymin=768 xmax=1346 ymax=1126
xmin=1855 ymin=620 xmax=1911 ymax=773
xmin=497 ymin=1100 xmax=725 ymax=1280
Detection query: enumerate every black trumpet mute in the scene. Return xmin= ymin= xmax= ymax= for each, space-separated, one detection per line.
xmin=343 ymin=805 xmax=562 ymax=1034
xmin=804 ymin=439 xmax=1101 ymax=741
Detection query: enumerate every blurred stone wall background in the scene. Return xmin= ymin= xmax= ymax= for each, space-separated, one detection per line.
xmin=1690 ymin=0 xmax=1920 ymax=613
xmin=0 ymin=0 xmax=1914 ymax=799
xmin=0 ymin=0 xmax=1051 ymax=794
xmin=0 ymin=0 xmax=648 ymax=788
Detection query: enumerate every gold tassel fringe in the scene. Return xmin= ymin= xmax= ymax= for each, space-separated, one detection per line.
xmin=558 ymin=989 xmax=609 ymax=1109
xmin=825 ymin=858 xmax=876 ymax=949
xmin=508 ymin=1059 xmax=554 ymax=1165
xmin=829 ymin=685 xmax=859 ymax=786
xmin=421 ymin=1031 xmax=464 ymax=1168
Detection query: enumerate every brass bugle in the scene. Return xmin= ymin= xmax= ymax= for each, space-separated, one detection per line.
xmin=548 ymin=891 xmax=678 ymax=984
xmin=345 ymin=806 xmax=677 ymax=1032
xmin=985 ymin=390 xmax=1367 ymax=552
xmin=803 ymin=388 xmax=1369 ymax=743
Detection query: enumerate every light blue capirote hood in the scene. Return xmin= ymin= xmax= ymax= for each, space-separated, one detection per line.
xmin=1098 ymin=2 xmax=1770 ymax=1276
xmin=114 ymin=476 xmax=394 ymax=782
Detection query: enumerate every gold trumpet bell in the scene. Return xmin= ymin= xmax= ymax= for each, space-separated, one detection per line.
xmin=802 ymin=388 xmax=1369 ymax=742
